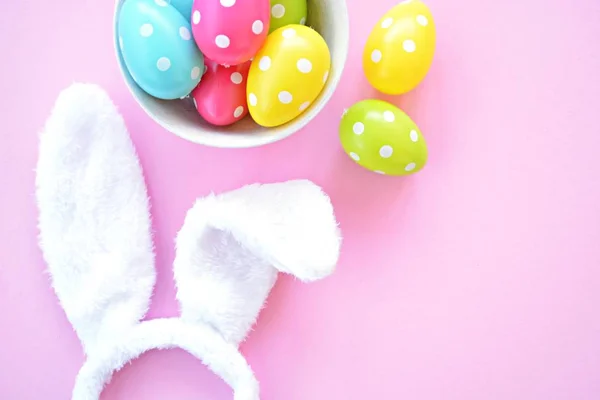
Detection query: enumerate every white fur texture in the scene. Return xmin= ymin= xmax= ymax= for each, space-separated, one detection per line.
xmin=36 ymin=83 xmax=155 ymax=355
xmin=174 ymin=181 xmax=341 ymax=345
xmin=35 ymin=83 xmax=342 ymax=400
xmin=73 ymin=318 xmax=259 ymax=400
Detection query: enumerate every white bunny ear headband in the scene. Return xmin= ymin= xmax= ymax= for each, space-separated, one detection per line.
xmin=35 ymin=83 xmax=341 ymax=400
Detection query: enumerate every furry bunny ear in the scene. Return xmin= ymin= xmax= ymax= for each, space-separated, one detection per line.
xmin=174 ymin=180 xmax=341 ymax=345
xmin=35 ymin=84 xmax=156 ymax=355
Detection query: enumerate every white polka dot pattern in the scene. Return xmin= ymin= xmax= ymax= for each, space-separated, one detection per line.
xmin=234 ymin=106 xmax=244 ymax=118
xmin=259 ymin=56 xmax=271 ymax=71
xmin=353 ymin=122 xmax=364 ymax=135
xmin=271 ymin=4 xmax=285 ymax=18
xmin=297 ymin=58 xmax=312 ymax=73
xmin=215 ymin=35 xmax=230 ymax=48
xmin=230 ymin=72 xmax=243 ymax=84
xmin=179 ymin=27 xmax=191 ymax=41
xmin=191 ymin=66 xmax=201 ymax=80
xmin=156 ymin=57 xmax=171 ymax=71
xmin=220 ymin=0 xmax=236 ymax=7
xmin=379 ymin=145 xmax=393 ymax=158
xmin=140 ymin=24 xmax=153 ymax=37
xmin=252 ymin=20 xmax=264 ymax=35
xmin=371 ymin=50 xmax=382 ymax=63
xmin=249 ymin=93 xmax=258 ymax=106
xmin=278 ymin=91 xmax=293 ymax=104
xmin=193 ymin=11 xmax=201 ymax=24
xmin=410 ymin=130 xmax=419 ymax=142
xmin=403 ymin=39 xmax=416 ymax=53
xmin=381 ymin=17 xmax=393 ymax=29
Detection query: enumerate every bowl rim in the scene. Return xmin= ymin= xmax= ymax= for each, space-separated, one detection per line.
xmin=112 ymin=0 xmax=350 ymax=149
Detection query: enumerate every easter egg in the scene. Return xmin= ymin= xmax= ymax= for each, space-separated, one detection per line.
xmin=118 ymin=0 xmax=204 ymax=100
xmin=247 ymin=25 xmax=330 ymax=128
xmin=170 ymin=0 xmax=194 ymax=21
xmin=191 ymin=59 xmax=251 ymax=126
xmin=363 ymin=0 xmax=436 ymax=95
xmin=191 ymin=0 xmax=270 ymax=66
xmin=269 ymin=0 xmax=307 ymax=33
xmin=339 ymin=99 xmax=428 ymax=176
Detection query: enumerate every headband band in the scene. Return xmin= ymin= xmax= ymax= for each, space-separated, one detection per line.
xmin=73 ymin=318 xmax=258 ymax=400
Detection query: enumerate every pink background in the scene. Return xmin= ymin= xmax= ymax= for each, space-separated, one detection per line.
xmin=1 ymin=0 xmax=600 ymax=399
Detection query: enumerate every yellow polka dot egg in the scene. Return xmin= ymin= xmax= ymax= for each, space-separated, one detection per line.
xmin=247 ymin=25 xmax=331 ymax=128
xmin=363 ymin=0 xmax=436 ymax=95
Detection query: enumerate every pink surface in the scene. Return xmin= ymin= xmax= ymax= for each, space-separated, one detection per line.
xmin=1 ymin=1 xmax=600 ymax=399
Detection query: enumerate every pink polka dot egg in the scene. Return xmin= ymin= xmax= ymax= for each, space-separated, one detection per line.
xmin=114 ymin=0 xmax=349 ymax=148
xmin=191 ymin=59 xmax=251 ymax=126
xmin=191 ymin=0 xmax=269 ymax=66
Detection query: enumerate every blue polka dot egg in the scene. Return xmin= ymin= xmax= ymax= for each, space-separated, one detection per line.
xmin=168 ymin=0 xmax=194 ymax=22
xmin=118 ymin=0 xmax=204 ymax=100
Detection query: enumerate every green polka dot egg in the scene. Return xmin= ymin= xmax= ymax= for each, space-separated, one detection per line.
xmin=269 ymin=0 xmax=307 ymax=33
xmin=340 ymin=99 xmax=428 ymax=176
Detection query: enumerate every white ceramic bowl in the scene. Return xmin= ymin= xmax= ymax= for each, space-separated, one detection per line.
xmin=113 ymin=0 xmax=349 ymax=148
